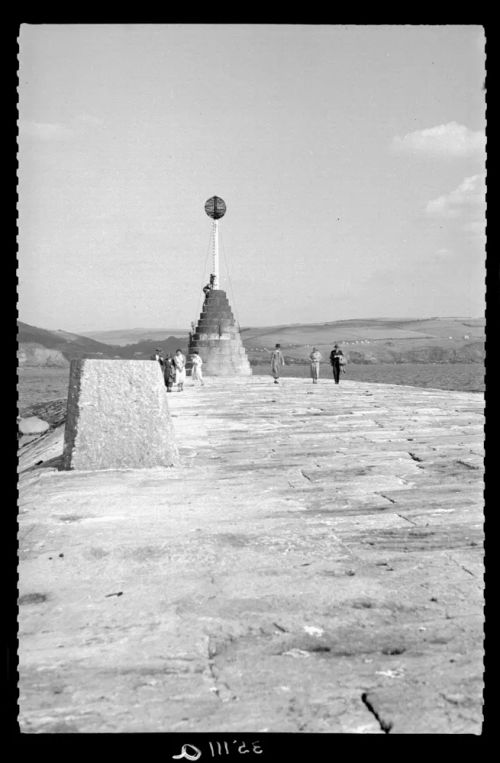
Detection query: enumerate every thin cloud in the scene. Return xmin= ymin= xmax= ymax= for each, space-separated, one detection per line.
xmin=18 ymin=115 xmax=104 ymax=141
xmin=463 ymin=220 xmax=486 ymax=236
xmin=18 ymin=120 xmax=74 ymax=141
xmin=75 ymin=114 xmax=105 ymax=127
xmin=392 ymin=122 xmax=485 ymax=158
xmin=425 ymin=174 xmax=485 ymax=218
xmin=425 ymin=174 xmax=485 ymax=239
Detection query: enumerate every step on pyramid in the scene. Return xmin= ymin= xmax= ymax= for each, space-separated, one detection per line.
xmin=188 ymin=289 xmax=252 ymax=376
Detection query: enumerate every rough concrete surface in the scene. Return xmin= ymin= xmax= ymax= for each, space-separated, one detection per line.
xmin=62 ymin=359 xmax=178 ymax=470
xmin=18 ymin=377 xmax=484 ymax=733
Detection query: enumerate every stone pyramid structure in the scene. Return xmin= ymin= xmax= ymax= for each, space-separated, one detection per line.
xmin=188 ymin=289 xmax=252 ymax=376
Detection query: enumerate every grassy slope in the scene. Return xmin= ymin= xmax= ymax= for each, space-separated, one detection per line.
xmin=241 ymin=317 xmax=484 ymax=364
xmin=18 ymin=322 xmax=188 ymax=362
xmin=241 ymin=317 xmax=484 ymax=345
xmin=19 ymin=317 xmax=484 ymax=365
xmin=79 ymin=328 xmax=189 ymax=346
xmin=18 ymin=322 xmax=119 ymax=358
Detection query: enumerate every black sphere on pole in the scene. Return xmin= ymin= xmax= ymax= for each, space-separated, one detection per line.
xmin=205 ymin=196 xmax=226 ymax=220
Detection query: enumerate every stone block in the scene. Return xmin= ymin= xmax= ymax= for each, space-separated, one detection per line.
xmin=62 ymin=359 xmax=178 ymax=470
xmin=18 ymin=416 xmax=50 ymax=435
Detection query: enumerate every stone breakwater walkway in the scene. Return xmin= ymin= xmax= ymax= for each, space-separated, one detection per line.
xmin=18 ymin=377 xmax=484 ymax=733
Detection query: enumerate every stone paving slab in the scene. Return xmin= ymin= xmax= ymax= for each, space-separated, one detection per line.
xmin=18 ymin=377 xmax=484 ymax=733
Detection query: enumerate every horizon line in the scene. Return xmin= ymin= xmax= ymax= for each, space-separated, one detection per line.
xmin=19 ymin=315 xmax=485 ymax=336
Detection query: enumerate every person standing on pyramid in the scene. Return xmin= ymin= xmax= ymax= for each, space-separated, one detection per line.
xmin=190 ymin=352 xmax=204 ymax=386
xmin=270 ymin=344 xmax=285 ymax=384
xmin=172 ymin=349 xmax=186 ymax=392
xmin=309 ymin=347 xmax=322 ymax=384
xmin=203 ymin=274 xmax=216 ymax=302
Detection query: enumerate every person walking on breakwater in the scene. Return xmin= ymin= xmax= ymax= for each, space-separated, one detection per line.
xmin=151 ymin=348 xmax=164 ymax=367
xmin=172 ymin=349 xmax=186 ymax=392
xmin=271 ymin=344 xmax=285 ymax=384
xmin=163 ymin=353 xmax=176 ymax=392
xmin=329 ymin=343 xmax=345 ymax=385
xmin=309 ymin=347 xmax=322 ymax=384
xmin=190 ymin=352 xmax=204 ymax=385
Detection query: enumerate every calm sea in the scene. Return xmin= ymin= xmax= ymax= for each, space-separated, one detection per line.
xmin=251 ymin=362 xmax=484 ymax=393
xmin=18 ymin=367 xmax=71 ymax=410
xmin=18 ymin=362 xmax=484 ymax=411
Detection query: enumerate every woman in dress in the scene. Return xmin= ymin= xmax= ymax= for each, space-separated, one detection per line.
xmin=190 ymin=352 xmax=204 ymax=385
xmin=270 ymin=343 xmax=285 ymax=384
xmin=172 ymin=349 xmax=186 ymax=392
xmin=309 ymin=347 xmax=322 ymax=384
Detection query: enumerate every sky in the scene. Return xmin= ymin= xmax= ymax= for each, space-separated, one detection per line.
xmin=18 ymin=24 xmax=486 ymax=333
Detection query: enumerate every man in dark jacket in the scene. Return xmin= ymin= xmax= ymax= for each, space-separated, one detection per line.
xmin=163 ymin=353 xmax=176 ymax=392
xmin=329 ymin=344 xmax=344 ymax=384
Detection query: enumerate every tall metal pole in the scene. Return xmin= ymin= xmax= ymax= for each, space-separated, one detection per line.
xmin=205 ymin=196 xmax=225 ymax=289
xmin=212 ymin=219 xmax=219 ymax=289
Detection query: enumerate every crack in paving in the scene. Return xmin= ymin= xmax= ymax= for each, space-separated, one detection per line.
xmin=456 ymin=460 xmax=481 ymax=470
xmin=461 ymin=566 xmax=475 ymax=577
xmin=448 ymin=556 xmax=477 ymax=577
xmin=361 ymin=692 xmax=393 ymax=733
xmin=206 ymin=636 xmax=237 ymax=703
xmin=396 ymin=513 xmax=418 ymax=526
xmin=378 ymin=493 xmax=396 ymax=504
xmin=207 ymin=574 xmax=217 ymax=600
xmin=408 ymin=452 xmax=423 ymax=463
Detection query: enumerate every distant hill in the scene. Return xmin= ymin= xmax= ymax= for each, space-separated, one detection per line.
xmin=79 ymin=328 xmax=189 ymax=346
xmin=240 ymin=316 xmax=484 ymax=346
xmin=18 ymin=317 xmax=484 ymax=368
xmin=17 ymin=322 xmax=120 ymax=365
xmin=241 ymin=317 xmax=485 ymax=365
xmin=17 ymin=322 xmax=189 ymax=367
xmin=118 ymin=337 xmax=190 ymax=359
